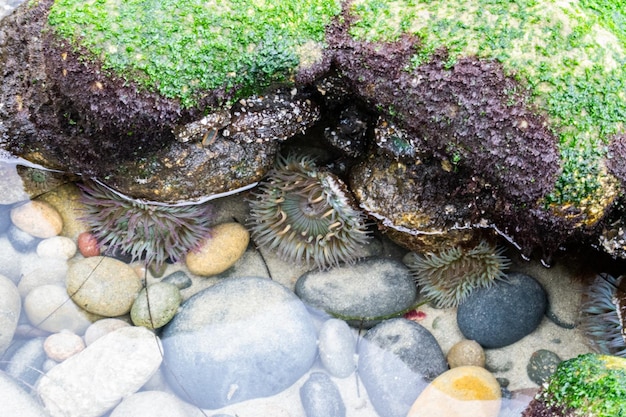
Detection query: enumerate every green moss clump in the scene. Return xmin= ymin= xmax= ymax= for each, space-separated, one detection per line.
xmin=348 ymin=0 xmax=626 ymax=208
xmin=45 ymin=0 xmax=341 ymax=108
xmin=540 ymin=353 xmax=626 ymax=416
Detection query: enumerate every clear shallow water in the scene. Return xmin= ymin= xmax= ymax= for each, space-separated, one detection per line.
xmin=0 ymin=156 xmax=597 ymax=417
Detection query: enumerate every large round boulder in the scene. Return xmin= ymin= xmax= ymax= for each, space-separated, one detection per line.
xmin=161 ymin=277 xmax=318 ymax=409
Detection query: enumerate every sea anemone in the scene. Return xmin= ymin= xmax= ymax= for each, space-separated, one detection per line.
xmin=405 ymin=240 xmax=511 ymax=308
xmin=580 ymin=274 xmax=626 ymax=357
xmin=79 ymin=180 xmax=213 ymax=268
xmin=247 ymin=154 xmax=371 ymax=269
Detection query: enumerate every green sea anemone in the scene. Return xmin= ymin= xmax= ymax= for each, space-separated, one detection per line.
xmin=406 ymin=241 xmax=511 ymax=308
xmin=79 ymin=180 xmax=213 ymax=268
xmin=247 ymin=154 xmax=371 ymax=269
xmin=581 ymin=274 xmax=626 ymax=358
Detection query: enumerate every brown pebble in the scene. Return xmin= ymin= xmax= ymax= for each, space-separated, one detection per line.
xmin=447 ymin=339 xmax=486 ymax=368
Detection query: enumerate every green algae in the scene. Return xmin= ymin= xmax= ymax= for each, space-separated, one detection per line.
xmin=45 ymin=0 xmax=341 ymax=108
xmin=348 ymin=0 xmax=626 ymax=208
xmin=541 ymin=354 xmax=626 ymax=416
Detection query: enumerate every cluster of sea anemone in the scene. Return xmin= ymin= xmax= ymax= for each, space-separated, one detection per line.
xmin=247 ymin=154 xmax=371 ymax=270
xmin=406 ymin=240 xmax=511 ymax=308
xmin=79 ymin=180 xmax=213 ymax=269
xmin=581 ymin=274 xmax=626 ymax=358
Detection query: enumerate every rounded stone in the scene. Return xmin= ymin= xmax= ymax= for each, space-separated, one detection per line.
xmin=456 ymin=272 xmax=547 ymax=349
xmin=67 ymin=256 xmax=143 ymax=317
xmin=43 ymin=330 xmax=86 ymax=362
xmin=36 ymin=236 xmax=77 ymax=259
xmin=83 ymin=318 xmax=131 ymax=346
xmin=526 ymin=349 xmax=562 ymax=386
xmin=36 ymin=326 xmax=164 ymax=417
xmin=7 ymin=224 xmax=40 ymax=252
xmin=358 ymin=318 xmax=448 ymax=417
xmin=77 ymin=232 xmax=100 ymax=257
xmin=0 ymin=274 xmax=21 ymax=356
xmin=300 ymin=372 xmax=346 ymax=417
xmin=161 ymin=270 xmax=192 ymax=290
xmin=0 ymin=369 xmax=50 ymax=417
xmin=161 ymin=276 xmax=318 ymax=409
xmin=131 ymin=282 xmax=182 ymax=329
xmin=185 ymin=222 xmax=249 ymax=276
xmin=109 ymin=391 xmax=198 ymax=417
xmin=407 ymin=366 xmax=502 ymax=417
xmin=295 ymin=257 xmax=417 ymax=326
xmin=24 ymin=284 xmax=95 ymax=334
xmin=17 ymin=260 xmax=68 ymax=297
xmin=318 ymin=318 xmax=356 ymax=378
xmin=10 ymin=200 xmax=63 ymax=238
xmin=37 ymin=183 xmax=90 ymax=240
xmin=447 ymin=339 xmax=486 ymax=368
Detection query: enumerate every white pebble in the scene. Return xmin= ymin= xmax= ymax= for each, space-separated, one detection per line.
xmin=318 ymin=318 xmax=357 ymax=378
xmin=44 ymin=330 xmax=86 ymax=362
xmin=37 ymin=236 xmax=77 ymax=260
xmin=24 ymin=284 xmax=95 ymax=334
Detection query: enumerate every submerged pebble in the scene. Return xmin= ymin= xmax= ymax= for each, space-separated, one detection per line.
xmin=0 ymin=274 xmax=20 ymax=356
xmin=36 ymin=235 xmax=77 ymax=259
xmin=43 ymin=330 xmax=85 ymax=362
xmin=131 ymin=282 xmax=182 ymax=329
xmin=10 ymin=200 xmax=63 ymax=239
xmin=162 ymin=277 xmax=317 ymax=409
xmin=37 ymin=326 xmax=163 ymax=417
xmin=457 ymin=272 xmax=547 ymax=348
xmin=185 ymin=222 xmax=249 ymax=276
xmin=358 ymin=318 xmax=448 ymax=417
xmin=407 ymin=366 xmax=502 ymax=417
xmin=66 ymin=256 xmax=143 ymax=317
xmin=300 ymin=372 xmax=346 ymax=417
xmin=295 ymin=257 xmax=417 ymax=327
xmin=447 ymin=339 xmax=486 ymax=368
xmin=318 ymin=318 xmax=356 ymax=378
xmin=24 ymin=284 xmax=94 ymax=334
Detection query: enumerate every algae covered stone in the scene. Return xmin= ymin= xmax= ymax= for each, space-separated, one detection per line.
xmin=522 ymin=353 xmax=626 ymax=417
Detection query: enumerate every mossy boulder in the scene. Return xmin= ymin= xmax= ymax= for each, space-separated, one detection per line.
xmin=333 ymin=0 xmax=626 ymax=256
xmin=1 ymin=0 xmax=626 ymax=257
xmin=0 ymin=0 xmax=333 ymax=201
xmin=522 ymin=353 xmax=626 ymax=417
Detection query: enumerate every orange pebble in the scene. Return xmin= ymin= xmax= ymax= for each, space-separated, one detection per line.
xmin=77 ymin=232 xmax=100 ymax=257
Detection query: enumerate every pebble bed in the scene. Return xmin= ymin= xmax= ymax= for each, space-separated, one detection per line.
xmin=0 ymin=158 xmax=596 ymax=417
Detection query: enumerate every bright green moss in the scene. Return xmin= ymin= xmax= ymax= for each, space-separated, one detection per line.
xmin=349 ymin=0 xmax=626 ymax=207
xmin=541 ymin=354 xmax=626 ymax=416
xmin=46 ymin=0 xmax=342 ymax=108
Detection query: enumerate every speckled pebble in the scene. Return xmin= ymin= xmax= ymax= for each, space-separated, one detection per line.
xmin=83 ymin=318 xmax=131 ymax=346
xmin=185 ymin=222 xmax=249 ymax=276
xmin=162 ymin=270 xmax=193 ymax=290
xmin=37 ymin=236 xmax=77 ymax=259
xmin=526 ymin=349 xmax=562 ymax=386
xmin=77 ymin=232 xmax=100 ymax=257
xmin=300 ymin=372 xmax=346 ymax=417
xmin=318 ymin=318 xmax=356 ymax=378
xmin=10 ymin=200 xmax=63 ymax=239
xmin=407 ymin=366 xmax=502 ymax=417
xmin=131 ymin=282 xmax=182 ymax=329
xmin=67 ymin=256 xmax=143 ymax=317
xmin=24 ymin=284 xmax=95 ymax=334
xmin=447 ymin=339 xmax=486 ymax=368
xmin=43 ymin=330 xmax=85 ymax=362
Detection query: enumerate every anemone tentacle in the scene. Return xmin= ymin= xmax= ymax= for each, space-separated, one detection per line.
xmin=248 ymin=155 xmax=371 ymax=269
